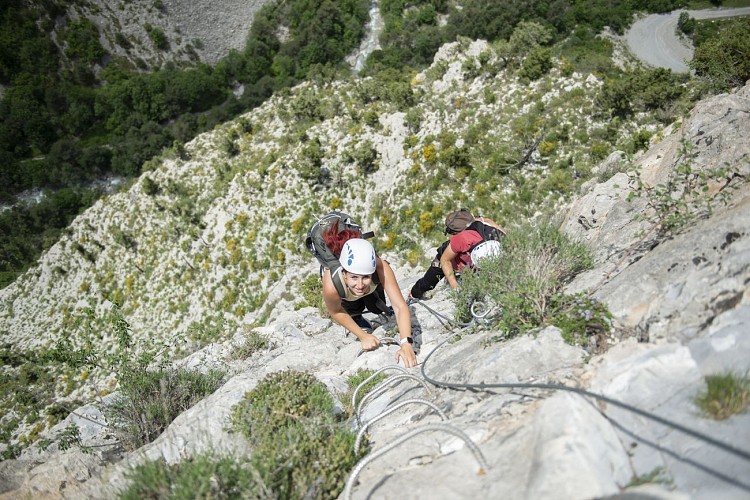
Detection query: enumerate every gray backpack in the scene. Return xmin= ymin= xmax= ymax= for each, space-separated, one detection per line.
xmin=305 ymin=212 xmax=376 ymax=298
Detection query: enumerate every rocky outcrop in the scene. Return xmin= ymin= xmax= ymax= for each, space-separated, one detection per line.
xmin=2 ymin=82 xmax=748 ymax=499
xmin=65 ymin=0 xmax=272 ymax=68
xmin=563 ymin=82 xmax=750 ymax=342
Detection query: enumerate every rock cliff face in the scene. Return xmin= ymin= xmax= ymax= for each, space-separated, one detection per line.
xmin=61 ymin=0 xmax=272 ymax=68
xmin=0 ymin=47 xmax=749 ymax=500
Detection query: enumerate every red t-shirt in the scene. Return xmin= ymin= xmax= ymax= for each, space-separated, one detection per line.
xmin=449 ymin=229 xmax=483 ymax=271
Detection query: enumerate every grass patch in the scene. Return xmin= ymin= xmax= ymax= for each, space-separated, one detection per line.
xmin=548 ymin=293 xmax=613 ymax=351
xmin=107 ymin=366 xmax=225 ymax=451
xmin=340 ymin=368 xmax=387 ymax=419
xmin=229 ymin=328 xmax=272 ymax=360
xmin=626 ymin=466 xmax=672 ymax=488
xmin=296 ymin=272 xmax=326 ymax=315
xmin=694 ymin=372 xmax=750 ymax=420
xmin=50 ymin=305 xmax=225 ymax=451
xmin=452 ymin=221 xmax=593 ymax=339
xmin=123 ymin=370 xmax=369 ymax=498
xmin=120 ymin=453 xmax=265 ymax=499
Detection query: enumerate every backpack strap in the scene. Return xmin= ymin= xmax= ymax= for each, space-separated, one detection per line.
xmin=329 ymin=265 xmax=383 ymax=300
xmin=330 ymin=266 xmax=347 ymax=299
xmin=466 ymin=220 xmax=504 ymax=253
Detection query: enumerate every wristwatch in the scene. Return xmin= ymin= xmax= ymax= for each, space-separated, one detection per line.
xmin=399 ymin=337 xmax=413 ymax=345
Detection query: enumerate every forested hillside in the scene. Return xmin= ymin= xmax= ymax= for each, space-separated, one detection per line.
xmin=5 ymin=0 xmax=742 ymax=289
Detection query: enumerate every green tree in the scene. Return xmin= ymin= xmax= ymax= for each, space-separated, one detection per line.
xmin=351 ymin=140 xmax=378 ymax=174
xmin=0 ymin=3 xmax=59 ymax=83
xmin=633 ymin=68 xmax=685 ymax=111
xmin=677 ymin=11 xmax=695 ymax=37
xmin=0 ymin=150 xmax=20 ymax=202
xmin=519 ymin=47 xmax=553 ymax=81
xmin=58 ymin=85 xmax=97 ymax=135
xmin=109 ymin=121 xmax=173 ymax=176
xmin=690 ymin=18 xmax=750 ymax=91
xmin=567 ymin=0 xmax=633 ymax=34
xmin=64 ymin=18 xmax=105 ymax=63
xmin=162 ymin=66 xmax=227 ymax=114
xmin=376 ymin=0 xmax=447 ymax=70
xmin=45 ymin=138 xmax=85 ymax=186
xmin=509 ymin=21 xmax=554 ymax=58
xmin=1 ymin=81 xmax=57 ymax=152
xmin=145 ymin=24 xmax=169 ymax=50
xmin=632 ymin=0 xmax=687 ymax=13
xmin=558 ymin=25 xmax=615 ymax=76
xmin=448 ymin=0 xmax=535 ymax=41
xmin=597 ymin=77 xmax=633 ymax=118
xmin=356 ymin=68 xmax=414 ymax=107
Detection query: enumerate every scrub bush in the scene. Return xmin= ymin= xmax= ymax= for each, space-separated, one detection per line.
xmin=452 ymin=221 xmax=593 ymax=338
xmin=231 ymin=370 xmax=366 ymax=499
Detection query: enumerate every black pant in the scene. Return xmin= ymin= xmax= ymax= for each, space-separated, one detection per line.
xmin=341 ymin=283 xmax=389 ymax=316
xmin=410 ymin=240 xmax=451 ymax=299
xmin=410 ymin=264 xmax=445 ymax=299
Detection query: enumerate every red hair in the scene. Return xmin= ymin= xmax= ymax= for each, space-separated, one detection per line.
xmin=322 ymin=220 xmax=362 ymax=258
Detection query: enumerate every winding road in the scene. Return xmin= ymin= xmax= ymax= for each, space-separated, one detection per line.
xmin=626 ymin=7 xmax=750 ymax=73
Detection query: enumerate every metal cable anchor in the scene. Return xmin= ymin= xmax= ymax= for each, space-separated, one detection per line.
xmin=356 ymin=374 xmax=432 ymax=426
xmin=470 ymin=300 xmax=491 ymax=319
xmin=354 ymin=398 xmax=447 ymax=453
xmin=351 ymin=365 xmax=409 ymax=416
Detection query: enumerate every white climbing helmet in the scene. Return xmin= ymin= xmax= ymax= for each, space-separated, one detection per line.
xmin=470 ymin=240 xmax=502 ymax=266
xmin=339 ymin=238 xmax=377 ymax=275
